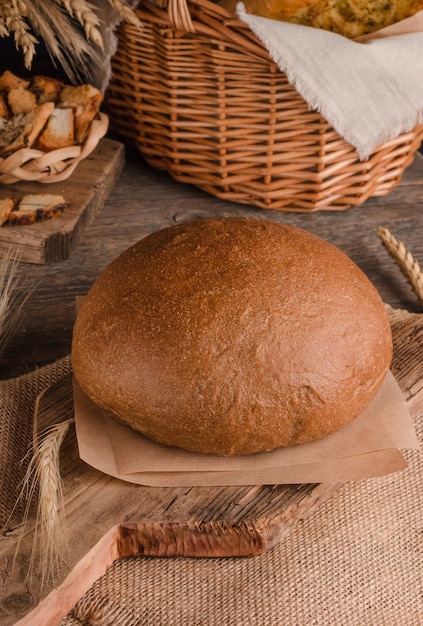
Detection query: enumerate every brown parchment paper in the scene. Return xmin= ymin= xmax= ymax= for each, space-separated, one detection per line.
xmin=74 ymin=370 xmax=419 ymax=486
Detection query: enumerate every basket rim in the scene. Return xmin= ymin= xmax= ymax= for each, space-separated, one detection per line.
xmin=133 ymin=0 xmax=273 ymax=63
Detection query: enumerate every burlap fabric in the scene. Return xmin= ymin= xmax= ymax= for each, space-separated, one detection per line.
xmin=58 ymin=419 xmax=423 ymax=624
xmin=1 ymin=355 xmax=421 ymax=624
xmin=0 ymin=356 xmax=72 ymax=529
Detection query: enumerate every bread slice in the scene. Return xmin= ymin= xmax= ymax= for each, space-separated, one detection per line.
xmin=0 ymin=94 xmax=9 ymax=118
xmin=0 ymin=114 xmax=27 ymax=152
xmin=0 ymin=198 xmax=15 ymax=225
xmin=0 ymin=101 xmax=54 ymax=157
xmin=38 ymin=107 xmax=75 ymax=151
xmin=8 ymin=194 xmax=66 ymax=225
xmin=60 ymin=83 xmax=103 ymax=143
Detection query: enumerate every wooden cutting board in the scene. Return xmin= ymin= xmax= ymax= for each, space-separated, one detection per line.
xmin=0 ymin=138 xmax=125 ymax=264
xmin=4 ymin=306 xmax=423 ymax=626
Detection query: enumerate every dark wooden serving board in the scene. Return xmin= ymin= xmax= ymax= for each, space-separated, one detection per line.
xmin=1 ymin=306 xmax=422 ymax=626
xmin=0 ymin=139 xmax=125 ymax=264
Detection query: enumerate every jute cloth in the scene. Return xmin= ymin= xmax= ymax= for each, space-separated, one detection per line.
xmin=0 ymin=356 xmax=72 ymax=529
xmin=60 ymin=420 xmax=423 ymax=624
xmin=1 ymin=358 xmax=421 ymax=624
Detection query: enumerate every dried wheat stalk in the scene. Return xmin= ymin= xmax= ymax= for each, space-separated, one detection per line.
xmin=108 ymin=0 xmax=144 ymax=26
xmin=57 ymin=0 xmax=105 ymax=50
xmin=377 ymin=226 xmax=423 ymax=307
xmin=0 ymin=0 xmax=142 ymax=82
xmin=0 ymin=248 xmax=32 ymax=358
xmin=0 ymin=2 xmax=38 ymax=70
xmin=16 ymin=418 xmax=75 ymax=587
xmin=0 ymin=248 xmax=72 ymax=586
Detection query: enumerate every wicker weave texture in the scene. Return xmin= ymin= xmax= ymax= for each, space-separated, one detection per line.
xmin=105 ymin=0 xmax=423 ymax=212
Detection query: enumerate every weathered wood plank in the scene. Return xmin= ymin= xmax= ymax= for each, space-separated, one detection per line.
xmin=0 ymin=139 xmax=125 ymax=264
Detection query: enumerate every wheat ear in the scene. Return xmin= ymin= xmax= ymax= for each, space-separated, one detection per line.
xmin=377 ymin=226 xmax=423 ymax=307
xmin=0 ymin=248 xmax=32 ymax=358
xmin=17 ymin=419 xmax=74 ymax=587
xmin=2 ymin=0 xmax=142 ymax=75
xmin=21 ymin=0 xmax=103 ymax=81
xmin=108 ymin=0 xmax=143 ymax=27
xmin=0 ymin=2 xmax=38 ymax=69
xmin=57 ymin=0 xmax=105 ymax=50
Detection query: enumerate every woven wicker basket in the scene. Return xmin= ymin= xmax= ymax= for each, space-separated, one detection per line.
xmin=106 ymin=0 xmax=423 ymax=212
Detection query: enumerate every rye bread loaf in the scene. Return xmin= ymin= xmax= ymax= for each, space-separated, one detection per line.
xmin=71 ymin=217 xmax=393 ymax=456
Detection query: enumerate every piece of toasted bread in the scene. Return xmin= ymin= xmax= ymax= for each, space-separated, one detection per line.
xmin=7 ymin=85 xmax=37 ymax=115
xmin=0 ymin=101 xmax=54 ymax=157
xmin=0 ymin=73 xmax=103 ymax=160
xmin=60 ymin=83 xmax=103 ymax=143
xmin=59 ymin=83 xmax=102 ymax=109
xmin=0 ymin=94 xmax=8 ymax=118
xmin=0 ymin=114 xmax=28 ymax=153
xmin=0 ymin=198 xmax=16 ymax=226
xmin=7 ymin=194 xmax=67 ymax=225
xmin=30 ymin=75 xmax=64 ymax=104
xmin=0 ymin=70 xmax=29 ymax=92
xmin=38 ymin=107 xmax=75 ymax=152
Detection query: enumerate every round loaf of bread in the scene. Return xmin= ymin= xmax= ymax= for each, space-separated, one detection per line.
xmin=71 ymin=217 xmax=393 ymax=456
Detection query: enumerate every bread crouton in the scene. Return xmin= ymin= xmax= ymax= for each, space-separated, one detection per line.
xmin=59 ymin=83 xmax=102 ymax=109
xmin=0 ymin=102 xmax=54 ymax=157
xmin=7 ymin=85 xmax=37 ymax=115
xmin=0 ymin=94 xmax=9 ymax=118
xmin=0 ymin=70 xmax=29 ymax=92
xmin=0 ymin=198 xmax=15 ymax=225
xmin=30 ymin=75 xmax=64 ymax=104
xmin=38 ymin=107 xmax=75 ymax=152
xmin=7 ymin=194 xmax=67 ymax=225
xmin=60 ymin=83 xmax=103 ymax=143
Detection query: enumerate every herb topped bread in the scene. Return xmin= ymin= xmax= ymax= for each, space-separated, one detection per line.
xmin=220 ymin=0 xmax=423 ymax=37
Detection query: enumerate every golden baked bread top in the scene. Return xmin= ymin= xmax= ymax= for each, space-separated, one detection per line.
xmin=221 ymin=0 xmax=423 ymax=37
xmin=72 ymin=217 xmax=393 ymax=456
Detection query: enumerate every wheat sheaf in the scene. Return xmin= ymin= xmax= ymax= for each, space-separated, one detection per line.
xmin=0 ymin=0 xmax=142 ymax=81
xmin=0 ymin=249 xmax=32 ymax=357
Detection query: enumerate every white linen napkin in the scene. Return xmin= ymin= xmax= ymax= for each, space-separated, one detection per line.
xmin=237 ymin=5 xmax=423 ymax=159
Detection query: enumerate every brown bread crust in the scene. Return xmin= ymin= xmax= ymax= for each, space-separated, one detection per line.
xmin=72 ymin=217 xmax=393 ymax=456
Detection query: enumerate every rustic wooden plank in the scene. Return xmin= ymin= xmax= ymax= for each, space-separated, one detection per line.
xmin=0 ymin=138 xmax=125 ymax=264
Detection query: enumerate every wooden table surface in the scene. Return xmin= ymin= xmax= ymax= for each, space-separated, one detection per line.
xmin=1 ymin=143 xmax=423 ymax=625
